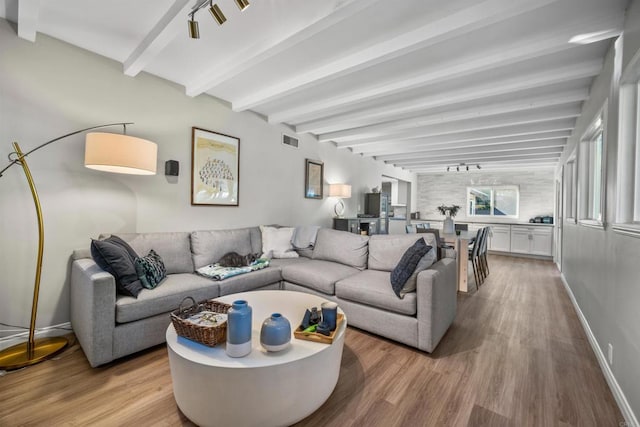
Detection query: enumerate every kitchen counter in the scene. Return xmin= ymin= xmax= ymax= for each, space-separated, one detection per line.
xmin=412 ymin=219 xmax=554 ymax=227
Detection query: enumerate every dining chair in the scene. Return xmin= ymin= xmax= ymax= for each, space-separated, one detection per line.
xmin=468 ymin=227 xmax=484 ymax=289
xmin=405 ymin=224 xmax=416 ymax=233
xmin=479 ymin=227 xmax=490 ymax=279
xmin=418 ymin=228 xmax=453 ymax=260
xmin=416 ymin=223 xmax=428 ymax=230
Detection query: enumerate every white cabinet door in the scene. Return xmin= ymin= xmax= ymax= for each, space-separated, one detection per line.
xmin=490 ymin=226 xmax=511 ymax=252
xmin=510 ymin=229 xmax=531 ymax=254
xmin=531 ymin=228 xmax=553 ymax=256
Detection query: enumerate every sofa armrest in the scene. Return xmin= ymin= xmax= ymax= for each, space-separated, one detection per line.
xmin=415 ymin=257 xmax=457 ymax=352
xmin=70 ymin=257 xmax=116 ymax=367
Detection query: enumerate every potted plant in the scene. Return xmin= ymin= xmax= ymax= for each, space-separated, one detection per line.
xmin=437 ymin=204 xmax=460 ymax=233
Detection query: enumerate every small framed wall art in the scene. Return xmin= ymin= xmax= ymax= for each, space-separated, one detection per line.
xmin=305 ymin=159 xmax=324 ymax=199
xmin=191 ymin=127 xmax=240 ymax=206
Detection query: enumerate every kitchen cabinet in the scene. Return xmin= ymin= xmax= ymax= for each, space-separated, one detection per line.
xmin=489 ymin=225 xmax=511 ymax=252
xmin=510 ymin=225 xmax=552 ymax=256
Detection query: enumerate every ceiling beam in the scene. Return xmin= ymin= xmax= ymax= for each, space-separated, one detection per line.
xmin=334 ymin=105 xmax=581 ymax=149
xmin=268 ymin=30 xmax=585 ymax=125
xmin=394 ymin=153 xmax=562 ymax=168
xmin=320 ymin=89 xmax=588 ymax=143
xmin=185 ymin=0 xmax=378 ymax=97
xmin=375 ymin=139 xmax=567 ymax=162
xmin=386 ymin=147 xmax=564 ymax=166
xmin=355 ymin=131 xmax=573 ymax=157
xmin=123 ymin=0 xmax=192 ymax=77
xmin=231 ymin=0 xmax=560 ymax=112
xmin=17 ymin=0 xmax=40 ymax=42
xmin=412 ymin=162 xmax=558 ymax=173
xmin=300 ymin=60 xmax=599 ymax=135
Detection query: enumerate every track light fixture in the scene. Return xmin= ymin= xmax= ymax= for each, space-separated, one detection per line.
xmin=446 ymin=162 xmax=481 ymax=172
xmin=209 ymin=2 xmax=226 ymax=25
xmin=188 ymin=13 xmax=200 ymax=39
xmin=234 ymin=0 xmax=250 ymax=11
xmin=188 ymin=0 xmax=249 ymax=38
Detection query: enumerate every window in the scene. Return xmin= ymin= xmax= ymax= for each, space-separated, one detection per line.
xmin=614 ymin=50 xmax=640 ymax=237
xmin=578 ymin=110 xmax=605 ymax=227
xmin=467 ymin=186 xmax=519 ymax=217
xmin=564 ymin=154 xmax=577 ymax=222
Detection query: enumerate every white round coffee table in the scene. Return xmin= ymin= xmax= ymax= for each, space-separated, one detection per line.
xmin=166 ymin=290 xmax=346 ymax=427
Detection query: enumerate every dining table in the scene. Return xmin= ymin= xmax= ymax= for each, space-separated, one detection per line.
xmin=440 ymin=230 xmax=476 ymax=293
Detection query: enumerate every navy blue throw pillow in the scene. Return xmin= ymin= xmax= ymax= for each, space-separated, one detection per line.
xmin=91 ymin=236 xmax=143 ymax=298
xmin=390 ymin=238 xmax=431 ymax=298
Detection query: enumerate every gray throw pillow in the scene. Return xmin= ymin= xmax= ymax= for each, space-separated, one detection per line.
xmin=91 ymin=236 xmax=143 ymax=297
xmin=135 ymin=249 xmax=167 ymax=289
xmin=390 ymin=238 xmax=431 ymax=298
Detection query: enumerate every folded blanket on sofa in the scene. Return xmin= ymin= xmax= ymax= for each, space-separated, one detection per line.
xmin=291 ymin=225 xmax=321 ymax=249
xmin=196 ymin=258 xmax=270 ymax=281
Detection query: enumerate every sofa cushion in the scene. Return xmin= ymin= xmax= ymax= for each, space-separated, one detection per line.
xmin=281 ymin=260 xmax=359 ymax=295
xmin=91 ymin=236 xmax=143 ymax=298
xmin=115 ymin=273 xmax=219 ymax=323
xmin=191 ymin=228 xmax=255 ymax=269
xmin=390 ymin=238 xmax=431 ymax=298
xmin=312 ymin=229 xmax=368 ymax=270
xmin=217 ymin=267 xmax=283 ymax=296
xmin=268 ymin=257 xmax=309 ymax=269
xmin=368 ymin=233 xmax=437 ymax=272
xmin=335 ymin=270 xmax=417 ymax=316
xmin=260 ymin=226 xmax=298 ymax=258
xmin=114 ymin=232 xmax=194 ymax=274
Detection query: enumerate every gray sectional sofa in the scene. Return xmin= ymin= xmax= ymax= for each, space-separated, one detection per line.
xmin=70 ymin=226 xmax=457 ymax=367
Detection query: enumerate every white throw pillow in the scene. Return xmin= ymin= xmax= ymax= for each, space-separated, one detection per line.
xmin=260 ymin=226 xmax=299 ymax=259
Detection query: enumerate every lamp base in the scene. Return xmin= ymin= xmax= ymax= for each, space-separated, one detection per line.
xmin=0 ymin=337 xmax=68 ymax=370
xmin=334 ymin=200 xmax=345 ymax=217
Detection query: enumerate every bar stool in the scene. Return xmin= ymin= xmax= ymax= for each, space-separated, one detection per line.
xmin=468 ymin=228 xmax=484 ymax=289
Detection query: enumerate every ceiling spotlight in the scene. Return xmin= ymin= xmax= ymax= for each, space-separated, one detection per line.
xmin=477 ymin=165 xmax=481 ymax=169
xmin=466 ymin=165 xmax=469 ymax=171
xmin=456 ymin=166 xmax=459 ymax=172
xmin=447 ymin=166 xmax=450 ymax=172
xmin=209 ymin=2 xmax=226 ymax=25
xmin=234 ymin=0 xmax=250 ymax=11
xmin=188 ymin=15 xmax=200 ymax=39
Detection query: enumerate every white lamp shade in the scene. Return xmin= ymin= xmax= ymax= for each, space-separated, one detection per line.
xmin=328 ymin=184 xmax=351 ymax=198
xmin=84 ymin=132 xmax=157 ymax=175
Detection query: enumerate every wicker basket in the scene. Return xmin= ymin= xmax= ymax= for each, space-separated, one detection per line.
xmin=170 ymin=297 xmax=231 ymax=347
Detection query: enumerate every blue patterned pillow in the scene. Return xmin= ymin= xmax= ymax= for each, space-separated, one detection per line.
xmin=135 ymin=250 xmax=167 ymax=290
xmin=390 ymin=238 xmax=431 ymax=298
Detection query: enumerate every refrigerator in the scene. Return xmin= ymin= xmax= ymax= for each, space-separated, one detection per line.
xmin=364 ymin=192 xmax=389 ymax=234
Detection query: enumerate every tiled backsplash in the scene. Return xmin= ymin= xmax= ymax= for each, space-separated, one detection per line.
xmin=417 ymin=170 xmax=555 ymax=223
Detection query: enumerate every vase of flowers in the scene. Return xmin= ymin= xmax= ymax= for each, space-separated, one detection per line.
xmin=437 ymin=204 xmax=460 ymax=234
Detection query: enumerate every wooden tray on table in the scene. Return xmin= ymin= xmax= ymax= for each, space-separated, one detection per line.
xmin=293 ymin=313 xmax=344 ymax=344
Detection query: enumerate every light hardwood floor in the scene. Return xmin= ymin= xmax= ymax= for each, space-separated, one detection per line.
xmin=0 ymin=255 xmax=624 ymax=426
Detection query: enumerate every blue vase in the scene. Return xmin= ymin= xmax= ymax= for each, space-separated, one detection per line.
xmin=226 ymin=300 xmax=252 ymax=357
xmin=260 ymin=313 xmax=291 ymax=352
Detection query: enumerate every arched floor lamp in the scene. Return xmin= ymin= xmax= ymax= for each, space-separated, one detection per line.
xmin=0 ymin=123 xmax=157 ymax=370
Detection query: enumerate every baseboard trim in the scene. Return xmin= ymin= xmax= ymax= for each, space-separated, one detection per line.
xmin=560 ymin=273 xmax=639 ymax=427
xmin=0 ymin=322 xmax=72 ymax=351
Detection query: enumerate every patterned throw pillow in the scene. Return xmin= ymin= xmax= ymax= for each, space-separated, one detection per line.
xmin=390 ymin=238 xmax=431 ymax=298
xmin=135 ymin=250 xmax=167 ymax=289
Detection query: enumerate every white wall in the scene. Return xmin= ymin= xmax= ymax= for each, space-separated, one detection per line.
xmin=556 ymin=3 xmax=640 ymax=421
xmin=416 ymin=170 xmax=555 ymax=222
xmin=0 ymin=19 xmax=415 ymax=335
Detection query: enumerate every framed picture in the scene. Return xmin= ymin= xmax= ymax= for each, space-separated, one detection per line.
xmin=191 ymin=127 xmax=240 ymax=206
xmin=305 ymin=159 xmax=324 ymax=199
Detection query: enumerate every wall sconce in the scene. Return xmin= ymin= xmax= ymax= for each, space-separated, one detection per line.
xmin=328 ymin=184 xmax=351 ymax=217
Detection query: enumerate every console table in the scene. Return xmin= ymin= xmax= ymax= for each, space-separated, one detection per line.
xmin=333 ymin=217 xmax=380 ymax=235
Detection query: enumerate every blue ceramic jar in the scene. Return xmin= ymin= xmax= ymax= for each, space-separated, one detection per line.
xmin=260 ymin=313 xmax=291 ymax=352
xmin=226 ymin=300 xmax=252 ymax=357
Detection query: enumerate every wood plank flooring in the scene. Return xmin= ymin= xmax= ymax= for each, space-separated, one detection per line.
xmin=0 ymin=255 xmax=624 ymax=426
